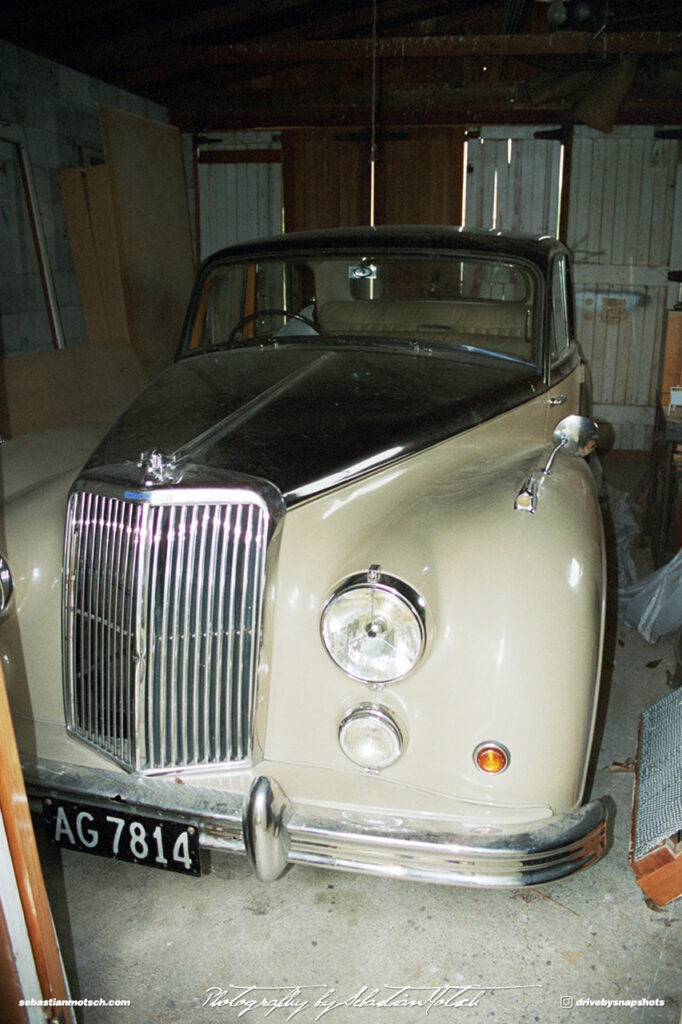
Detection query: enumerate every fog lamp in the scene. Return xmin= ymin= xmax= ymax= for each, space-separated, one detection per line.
xmin=339 ymin=704 xmax=404 ymax=770
xmin=0 ymin=555 xmax=14 ymax=619
xmin=474 ymin=742 xmax=510 ymax=774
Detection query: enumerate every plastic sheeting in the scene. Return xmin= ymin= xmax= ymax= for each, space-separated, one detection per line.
xmin=619 ymin=547 xmax=682 ymax=644
xmin=604 ymin=474 xmax=682 ymax=644
xmin=604 ymin=482 xmax=643 ymax=588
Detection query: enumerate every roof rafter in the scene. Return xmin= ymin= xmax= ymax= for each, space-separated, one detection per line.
xmin=88 ymin=31 xmax=682 ymax=79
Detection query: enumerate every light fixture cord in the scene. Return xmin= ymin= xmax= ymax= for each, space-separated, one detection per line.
xmin=370 ymin=0 xmax=378 ymax=227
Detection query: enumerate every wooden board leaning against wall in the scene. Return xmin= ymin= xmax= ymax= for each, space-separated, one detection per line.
xmin=1 ymin=107 xmax=195 ymax=439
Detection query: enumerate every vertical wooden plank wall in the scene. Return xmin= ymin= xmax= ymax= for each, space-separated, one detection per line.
xmin=374 ymin=130 xmax=465 ymax=226
xmin=282 ymin=129 xmax=465 ymax=232
xmin=464 ymin=126 xmax=562 ymax=236
xmin=282 ymin=131 xmax=369 ymax=232
xmin=567 ymin=126 xmax=679 ymax=450
xmin=197 ymin=132 xmax=283 ymax=258
xmin=199 ymin=162 xmax=282 ymax=254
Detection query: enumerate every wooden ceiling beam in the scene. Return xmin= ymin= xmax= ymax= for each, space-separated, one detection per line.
xmin=63 ymin=0 xmax=490 ymax=59
xmin=169 ymin=80 xmax=681 ymax=132
xmin=253 ymin=0 xmax=507 ymax=44
xmin=91 ymin=31 xmax=682 ymax=77
xmin=64 ymin=0 xmax=312 ymax=57
xmin=248 ymin=0 xmax=475 ymax=45
xmin=180 ymin=29 xmax=682 ymax=61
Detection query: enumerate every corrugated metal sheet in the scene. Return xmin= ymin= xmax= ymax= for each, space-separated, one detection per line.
xmin=198 ymin=132 xmax=282 ymax=259
xmin=567 ymin=127 xmax=679 ymax=450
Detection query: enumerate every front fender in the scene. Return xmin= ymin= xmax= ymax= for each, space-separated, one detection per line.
xmin=0 ymin=471 xmax=76 ymax=729
xmin=0 ymin=425 xmax=106 ymax=726
xmin=262 ymin=405 xmax=605 ymax=819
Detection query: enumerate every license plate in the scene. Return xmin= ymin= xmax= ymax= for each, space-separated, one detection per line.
xmin=42 ymin=798 xmax=201 ymax=876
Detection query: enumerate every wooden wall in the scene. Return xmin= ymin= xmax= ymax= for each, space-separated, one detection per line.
xmin=282 ymin=131 xmax=369 ymax=231
xmin=374 ymin=130 xmax=465 ymax=226
xmin=196 ymin=132 xmax=283 ymax=258
xmin=464 ymin=126 xmax=563 ymax=235
xmin=281 ymin=129 xmax=464 ymax=231
xmin=566 ymin=126 xmax=680 ymax=451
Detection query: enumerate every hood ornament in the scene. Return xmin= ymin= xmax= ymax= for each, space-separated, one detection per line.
xmin=137 ymin=448 xmax=179 ymax=486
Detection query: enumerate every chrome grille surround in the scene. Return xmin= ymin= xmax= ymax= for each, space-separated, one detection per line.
xmin=63 ymin=483 xmax=272 ymax=773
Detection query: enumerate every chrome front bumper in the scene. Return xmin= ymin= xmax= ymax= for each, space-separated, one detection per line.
xmin=23 ymin=758 xmax=608 ymax=888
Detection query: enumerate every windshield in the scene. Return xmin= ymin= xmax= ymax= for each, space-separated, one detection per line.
xmin=184 ymin=253 xmax=538 ymax=364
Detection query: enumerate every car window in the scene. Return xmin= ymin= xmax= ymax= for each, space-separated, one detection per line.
xmin=186 ymin=254 xmax=538 ymax=364
xmin=550 ymin=256 xmax=570 ymax=360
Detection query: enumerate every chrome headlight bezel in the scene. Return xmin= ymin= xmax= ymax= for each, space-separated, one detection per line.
xmin=0 ymin=555 xmax=14 ymax=620
xmin=338 ymin=703 xmax=406 ymax=770
xmin=320 ymin=567 xmax=427 ymax=684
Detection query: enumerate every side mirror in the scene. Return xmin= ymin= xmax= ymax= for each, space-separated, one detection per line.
xmin=515 ymin=414 xmax=600 ymax=514
xmin=544 ymin=414 xmax=599 ymax=474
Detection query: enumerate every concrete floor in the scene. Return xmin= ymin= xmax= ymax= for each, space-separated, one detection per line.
xmin=33 ymin=457 xmax=682 ymax=1024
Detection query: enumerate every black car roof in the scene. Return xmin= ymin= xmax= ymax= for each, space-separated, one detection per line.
xmin=202 ymin=225 xmax=567 ymax=274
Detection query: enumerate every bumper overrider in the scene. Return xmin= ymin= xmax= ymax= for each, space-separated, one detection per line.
xmin=23 ymin=758 xmax=608 ymax=887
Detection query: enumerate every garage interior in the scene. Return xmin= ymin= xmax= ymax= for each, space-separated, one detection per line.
xmin=0 ymin=2 xmax=681 ymax=1022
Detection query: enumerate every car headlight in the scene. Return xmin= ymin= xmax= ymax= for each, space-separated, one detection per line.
xmin=339 ymin=704 xmax=405 ymax=769
xmin=321 ymin=567 xmax=426 ymax=683
xmin=0 ymin=555 xmax=14 ymax=619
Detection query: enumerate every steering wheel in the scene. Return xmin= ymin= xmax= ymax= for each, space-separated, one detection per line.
xmin=227 ymin=308 xmax=323 ymax=345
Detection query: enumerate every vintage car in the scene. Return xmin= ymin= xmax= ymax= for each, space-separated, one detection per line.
xmin=0 ymin=226 xmax=608 ymax=887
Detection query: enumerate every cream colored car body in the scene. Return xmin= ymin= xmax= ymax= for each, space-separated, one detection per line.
xmin=1 ymin=227 xmax=607 ymax=887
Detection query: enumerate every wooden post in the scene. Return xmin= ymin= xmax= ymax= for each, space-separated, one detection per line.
xmin=0 ymin=665 xmax=75 ymax=1022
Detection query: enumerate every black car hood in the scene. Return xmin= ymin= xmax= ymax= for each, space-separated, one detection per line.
xmin=86 ymin=344 xmax=543 ymax=506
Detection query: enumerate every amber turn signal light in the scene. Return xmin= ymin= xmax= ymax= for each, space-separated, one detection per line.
xmin=474 ymin=742 xmax=510 ymax=774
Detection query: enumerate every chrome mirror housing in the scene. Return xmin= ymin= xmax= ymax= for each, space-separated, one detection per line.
xmin=544 ymin=415 xmax=599 ymax=475
xmin=552 ymin=415 xmax=600 ymax=458
xmin=515 ymin=415 xmax=600 ymax=513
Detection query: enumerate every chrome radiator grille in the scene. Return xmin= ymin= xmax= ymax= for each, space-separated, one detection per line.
xmin=63 ymin=488 xmax=270 ymax=772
